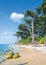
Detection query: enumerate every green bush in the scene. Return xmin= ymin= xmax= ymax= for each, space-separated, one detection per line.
xmin=19 ymin=39 xmax=23 ymax=44
xmin=35 ymin=35 xmax=41 ymax=41
xmin=19 ymin=39 xmax=27 ymax=45
xmin=26 ymin=36 xmax=32 ymax=43
xmin=39 ymin=38 xmax=44 ymax=44
xmin=19 ymin=36 xmax=32 ymax=45
xmin=44 ymin=34 xmax=46 ymax=40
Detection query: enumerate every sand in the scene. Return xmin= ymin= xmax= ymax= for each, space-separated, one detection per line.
xmin=0 ymin=46 xmax=46 ymax=65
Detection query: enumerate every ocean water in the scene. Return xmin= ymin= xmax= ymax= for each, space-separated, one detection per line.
xmin=0 ymin=44 xmax=20 ymax=55
xmin=0 ymin=44 xmax=11 ymax=54
xmin=0 ymin=44 xmax=11 ymax=62
xmin=0 ymin=44 xmax=20 ymax=62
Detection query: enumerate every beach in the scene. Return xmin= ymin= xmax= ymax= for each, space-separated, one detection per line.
xmin=0 ymin=45 xmax=46 ymax=65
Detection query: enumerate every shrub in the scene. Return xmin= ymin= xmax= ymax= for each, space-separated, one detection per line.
xmin=26 ymin=36 xmax=32 ymax=44
xmin=19 ymin=36 xmax=32 ymax=45
xmin=35 ymin=35 xmax=41 ymax=41
xmin=39 ymin=38 xmax=44 ymax=44
xmin=44 ymin=34 xmax=46 ymax=40
xmin=19 ymin=39 xmax=26 ymax=45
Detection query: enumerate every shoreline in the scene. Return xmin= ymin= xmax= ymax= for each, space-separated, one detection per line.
xmin=10 ymin=45 xmax=46 ymax=53
xmin=0 ymin=46 xmax=46 ymax=65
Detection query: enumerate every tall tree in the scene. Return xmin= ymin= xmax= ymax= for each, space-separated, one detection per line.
xmin=14 ymin=0 xmax=46 ymax=44
xmin=15 ymin=24 xmax=31 ymax=40
xmin=36 ymin=0 xmax=46 ymax=34
xmin=24 ymin=0 xmax=46 ymax=44
xmin=24 ymin=10 xmax=38 ymax=44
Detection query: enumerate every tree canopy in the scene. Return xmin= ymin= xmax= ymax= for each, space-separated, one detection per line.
xmin=14 ymin=0 xmax=46 ymax=44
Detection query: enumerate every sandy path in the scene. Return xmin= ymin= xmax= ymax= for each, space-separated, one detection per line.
xmin=0 ymin=47 xmax=46 ymax=65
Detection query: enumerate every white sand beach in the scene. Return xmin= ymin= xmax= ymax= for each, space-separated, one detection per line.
xmin=0 ymin=45 xmax=46 ymax=65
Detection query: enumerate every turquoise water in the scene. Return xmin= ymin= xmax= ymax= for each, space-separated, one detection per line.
xmin=0 ymin=44 xmax=12 ymax=55
xmin=0 ymin=44 xmax=20 ymax=55
xmin=0 ymin=44 xmax=20 ymax=62
xmin=0 ymin=44 xmax=11 ymax=62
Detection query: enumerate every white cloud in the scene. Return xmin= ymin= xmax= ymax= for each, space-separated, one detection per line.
xmin=0 ymin=35 xmax=17 ymax=44
xmin=0 ymin=32 xmax=17 ymax=44
xmin=3 ymin=32 xmax=14 ymax=35
xmin=10 ymin=12 xmax=24 ymax=23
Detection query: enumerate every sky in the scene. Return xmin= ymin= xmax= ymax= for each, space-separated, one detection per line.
xmin=0 ymin=0 xmax=43 ymax=44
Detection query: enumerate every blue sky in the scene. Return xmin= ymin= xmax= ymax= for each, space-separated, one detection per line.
xmin=0 ymin=0 xmax=43 ymax=44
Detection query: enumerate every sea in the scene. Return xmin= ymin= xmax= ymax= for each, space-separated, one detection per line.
xmin=0 ymin=44 xmax=12 ymax=54
xmin=0 ymin=44 xmax=20 ymax=62
xmin=0 ymin=44 xmax=20 ymax=54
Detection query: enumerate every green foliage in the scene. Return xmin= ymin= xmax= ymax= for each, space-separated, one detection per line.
xmin=43 ymin=34 xmax=46 ymax=43
xmin=39 ymin=34 xmax=46 ymax=44
xmin=44 ymin=34 xmax=46 ymax=40
xmin=19 ymin=36 xmax=32 ymax=45
xmin=19 ymin=39 xmax=24 ymax=45
xmin=39 ymin=38 xmax=44 ymax=44
xmin=19 ymin=39 xmax=27 ymax=45
xmin=35 ymin=35 xmax=41 ymax=41
xmin=14 ymin=0 xmax=46 ymax=45
xmin=26 ymin=36 xmax=32 ymax=43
